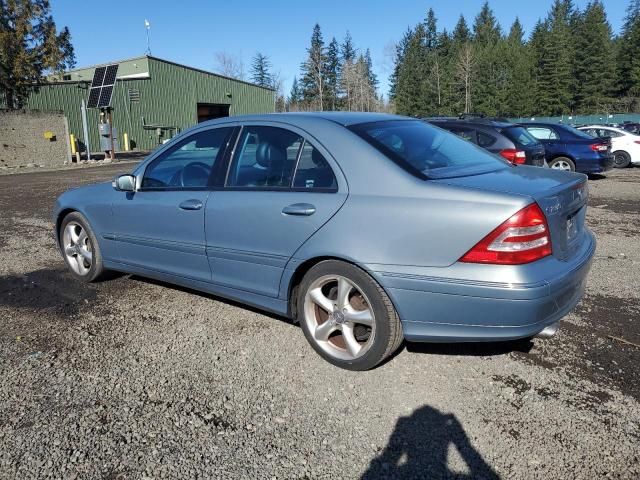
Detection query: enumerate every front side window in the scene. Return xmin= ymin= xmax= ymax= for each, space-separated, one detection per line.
xmin=526 ymin=127 xmax=559 ymax=140
xmin=350 ymin=120 xmax=508 ymax=179
xmin=142 ymin=128 xmax=232 ymax=189
xmin=293 ymin=142 xmax=337 ymax=190
xmin=227 ymin=126 xmax=302 ymax=188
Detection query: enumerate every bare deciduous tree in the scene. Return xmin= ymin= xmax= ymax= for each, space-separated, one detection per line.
xmin=456 ymin=43 xmax=475 ymax=113
xmin=213 ymin=52 xmax=245 ymax=80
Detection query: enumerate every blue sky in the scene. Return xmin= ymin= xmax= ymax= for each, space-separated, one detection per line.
xmin=51 ymin=0 xmax=628 ymax=96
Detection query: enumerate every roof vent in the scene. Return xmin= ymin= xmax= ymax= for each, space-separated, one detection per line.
xmin=128 ymin=89 xmax=140 ymax=102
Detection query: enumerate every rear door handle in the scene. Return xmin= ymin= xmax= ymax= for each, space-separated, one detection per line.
xmin=282 ymin=203 xmax=316 ymax=216
xmin=179 ymin=199 xmax=203 ymax=210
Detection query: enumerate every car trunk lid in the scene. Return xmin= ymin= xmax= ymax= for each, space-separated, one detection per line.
xmin=434 ymin=166 xmax=589 ymax=261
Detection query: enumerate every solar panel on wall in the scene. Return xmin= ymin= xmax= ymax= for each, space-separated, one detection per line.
xmin=86 ymin=64 xmax=119 ymax=108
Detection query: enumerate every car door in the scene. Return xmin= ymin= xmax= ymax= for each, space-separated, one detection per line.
xmin=111 ymin=126 xmax=234 ymax=281
xmin=205 ymin=124 xmax=347 ymax=298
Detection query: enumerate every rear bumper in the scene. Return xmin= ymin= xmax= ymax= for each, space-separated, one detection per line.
xmin=368 ymin=230 xmax=596 ymax=343
xmin=577 ymin=154 xmax=613 ymax=173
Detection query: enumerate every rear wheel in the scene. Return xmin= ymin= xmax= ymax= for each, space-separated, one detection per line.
xmin=59 ymin=212 xmax=104 ymax=282
xmin=548 ymin=157 xmax=575 ymax=172
xmin=297 ymin=260 xmax=403 ymax=371
xmin=613 ymin=150 xmax=631 ymax=168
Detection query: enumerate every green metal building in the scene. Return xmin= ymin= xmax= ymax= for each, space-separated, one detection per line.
xmin=24 ymin=55 xmax=275 ymax=152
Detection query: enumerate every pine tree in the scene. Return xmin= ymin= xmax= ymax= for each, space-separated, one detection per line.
xmin=502 ymin=18 xmax=535 ymax=116
xmin=535 ymin=0 xmax=574 ymax=115
xmin=300 ymin=23 xmax=326 ymax=110
xmin=388 ymin=27 xmax=413 ymax=101
xmin=471 ymin=2 xmax=503 ymax=115
xmin=250 ymin=52 xmax=273 ymax=88
xmin=0 ymin=0 xmax=76 ymax=108
xmin=617 ymin=0 xmax=640 ymax=100
xmin=452 ymin=14 xmax=471 ymax=44
xmin=288 ymin=76 xmax=302 ymax=108
xmin=324 ymin=38 xmax=340 ymax=110
xmin=339 ymin=31 xmax=357 ymax=110
xmin=573 ymin=1 xmax=615 ymax=112
xmin=394 ymin=24 xmax=428 ymax=116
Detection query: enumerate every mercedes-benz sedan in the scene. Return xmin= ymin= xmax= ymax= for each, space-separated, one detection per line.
xmin=54 ymin=113 xmax=595 ymax=370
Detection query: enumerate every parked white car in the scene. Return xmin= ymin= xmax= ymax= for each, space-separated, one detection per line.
xmin=578 ymin=125 xmax=640 ymax=168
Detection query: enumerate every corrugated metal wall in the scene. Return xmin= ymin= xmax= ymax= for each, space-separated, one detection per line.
xmin=24 ymin=57 xmax=275 ymax=152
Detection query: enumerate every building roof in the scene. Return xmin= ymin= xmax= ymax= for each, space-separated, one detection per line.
xmin=51 ymin=55 xmax=275 ymax=91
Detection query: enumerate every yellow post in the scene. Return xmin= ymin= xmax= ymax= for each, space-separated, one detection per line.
xmin=69 ymin=134 xmax=77 ymax=154
xmin=123 ymin=132 xmax=130 ymax=151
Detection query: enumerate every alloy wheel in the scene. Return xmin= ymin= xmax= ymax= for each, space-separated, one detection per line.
xmin=551 ymin=160 xmax=572 ymax=171
xmin=62 ymin=222 xmax=93 ymax=276
xmin=303 ymin=274 xmax=376 ymax=361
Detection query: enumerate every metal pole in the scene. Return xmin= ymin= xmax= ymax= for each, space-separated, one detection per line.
xmin=108 ymin=108 xmax=116 ymax=161
xmin=81 ymin=99 xmax=91 ymax=161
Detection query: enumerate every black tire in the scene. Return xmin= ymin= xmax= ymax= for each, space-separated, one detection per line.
xmin=613 ymin=150 xmax=631 ymax=168
xmin=297 ymin=260 xmax=403 ymax=371
xmin=548 ymin=156 xmax=576 ymax=172
xmin=59 ymin=211 xmax=105 ymax=283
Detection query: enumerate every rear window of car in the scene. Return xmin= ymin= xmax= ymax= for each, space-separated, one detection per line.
xmin=502 ymin=126 xmax=539 ymax=147
xmin=349 ymin=120 xmax=509 ymax=179
xmin=556 ymin=124 xmax=594 ymax=140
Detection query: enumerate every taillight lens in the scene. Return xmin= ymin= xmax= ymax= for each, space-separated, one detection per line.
xmin=590 ymin=143 xmax=608 ymax=152
xmin=460 ymin=203 xmax=552 ymax=265
xmin=499 ymin=149 xmax=527 ymax=164
xmin=634 ymin=140 xmax=640 ymax=145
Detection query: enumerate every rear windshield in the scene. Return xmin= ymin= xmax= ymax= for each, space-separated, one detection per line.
xmin=502 ymin=126 xmax=540 ymax=147
xmin=349 ymin=120 xmax=508 ymax=179
xmin=556 ymin=124 xmax=594 ymax=140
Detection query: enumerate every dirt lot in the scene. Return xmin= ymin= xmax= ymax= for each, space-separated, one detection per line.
xmin=0 ymin=163 xmax=639 ymax=479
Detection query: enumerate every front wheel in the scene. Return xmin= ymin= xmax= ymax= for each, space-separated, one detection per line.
xmin=613 ymin=150 xmax=631 ymax=168
xmin=548 ymin=157 xmax=575 ymax=172
xmin=59 ymin=212 xmax=105 ymax=282
xmin=297 ymin=260 xmax=403 ymax=370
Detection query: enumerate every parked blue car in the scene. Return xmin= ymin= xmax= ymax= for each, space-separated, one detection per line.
xmin=521 ymin=122 xmax=613 ymax=173
xmin=54 ymin=113 xmax=595 ymax=370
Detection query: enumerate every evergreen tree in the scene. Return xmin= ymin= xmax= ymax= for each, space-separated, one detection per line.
xmin=364 ymin=48 xmax=378 ymax=91
xmin=341 ymin=31 xmax=356 ymax=64
xmin=502 ymin=18 xmax=535 ymax=116
xmin=573 ymin=1 xmax=615 ymax=112
xmin=535 ymin=0 xmax=574 ymax=115
xmin=0 ymin=0 xmax=76 ymax=108
xmin=394 ymin=24 xmax=428 ymax=115
xmin=424 ymin=8 xmax=438 ymax=51
xmin=300 ymin=23 xmax=326 ymax=110
xmin=452 ymin=14 xmax=471 ymax=44
xmin=388 ymin=27 xmax=413 ymax=101
xmin=250 ymin=52 xmax=273 ymax=88
xmin=324 ymin=38 xmax=340 ymax=110
xmin=617 ymin=0 xmax=640 ymax=99
xmin=471 ymin=2 xmax=503 ymax=115
xmin=289 ymin=76 xmax=302 ymax=106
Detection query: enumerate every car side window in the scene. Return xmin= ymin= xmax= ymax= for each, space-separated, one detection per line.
xmin=142 ymin=128 xmax=233 ymax=189
xmin=293 ymin=142 xmax=337 ymax=190
xmin=227 ymin=126 xmax=302 ymax=188
xmin=476 ymin=131 xmax=497 ymax=147
xmin=447 ymin=127 xmax=476 ymax=143
xmin=527 ymin=127 xmax=559 ymax=140
xmin=603 ymin=129 xmax=623 ymax=138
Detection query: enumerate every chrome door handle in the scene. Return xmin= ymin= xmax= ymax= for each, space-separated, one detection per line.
xmin=179 ymin=199 xmax=203 ymax=210
xmin=282 ymin=203 xmax=316 ymax=216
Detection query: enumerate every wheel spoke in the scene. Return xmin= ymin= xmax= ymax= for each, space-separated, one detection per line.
xmin=78 ymin=246 xmax=92 ymax=262
xmin=309 ymin=287 xmax=334 ymax=313
xmin=314 ymin=320 xmax=336 ymax=342
xmin=75 ymin=255 xmax=88 ymax=274
xmin=64 ymin=246 xmax=76 ymax=257
xmin=65 ymin=225 xmax=79 ymax=244
xmin=77 ymin=229 xmax=87 ymax=246
xmin=337 ymin=277 xmax=353 ymax=309
xmin=342 ymin=325 xmax=362 ymax=357
xmin=344 ymin=307 xmax=373 ymax=326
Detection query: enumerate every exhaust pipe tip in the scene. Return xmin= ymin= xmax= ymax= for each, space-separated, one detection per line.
xmin=535 ymin=322 xmax=560 ymax=339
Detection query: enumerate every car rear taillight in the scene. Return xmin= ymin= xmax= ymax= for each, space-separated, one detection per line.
xmin=460 ymin=203 xmax=552 ymax=265
xmin=499 ymin=149 xmax=527 ymax=164
xmin=634 ymin=140 xmax=640 ymax=145
xmin=590 ymin=143 xmax=608 ymax=152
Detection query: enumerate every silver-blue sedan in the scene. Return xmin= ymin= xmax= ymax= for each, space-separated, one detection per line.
xmin=54 ymin=113 xmax=595 ymax=370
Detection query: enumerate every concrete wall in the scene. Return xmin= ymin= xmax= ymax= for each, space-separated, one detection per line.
xmin=0 ymin=109 xmax=71 ymax=168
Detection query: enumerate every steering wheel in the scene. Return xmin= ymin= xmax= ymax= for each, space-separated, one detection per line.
xmin=179 ymin=162 xmax=211 ymax=187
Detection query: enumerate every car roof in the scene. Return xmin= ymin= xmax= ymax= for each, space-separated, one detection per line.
xmin=197 ymin=111 xmax=412 ymax=128
xmin=580 ymin=125 xmax=627 ymax=132
xmin=426 ymin=118 xmax=515 ymax=129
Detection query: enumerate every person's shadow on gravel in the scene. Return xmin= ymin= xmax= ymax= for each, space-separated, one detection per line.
xmin=361 ymin=405 xmax=499 ymax=480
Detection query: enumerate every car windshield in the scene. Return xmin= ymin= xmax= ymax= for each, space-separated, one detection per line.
xmin=502 ymin=126 xmax=540 ymax=147
xmin=349 ymin=120 xmax=508 ymax=179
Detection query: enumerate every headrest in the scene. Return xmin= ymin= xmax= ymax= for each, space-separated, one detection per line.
xmin=256 ymin=142 xmax=286 ymax=169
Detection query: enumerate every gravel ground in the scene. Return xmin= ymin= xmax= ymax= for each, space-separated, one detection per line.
xmin=0 ymin=163 xmax=639 ymax=479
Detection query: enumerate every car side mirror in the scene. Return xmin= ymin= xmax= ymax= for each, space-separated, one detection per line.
xmin=113 ymin=174 xmax=136 ymax=192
